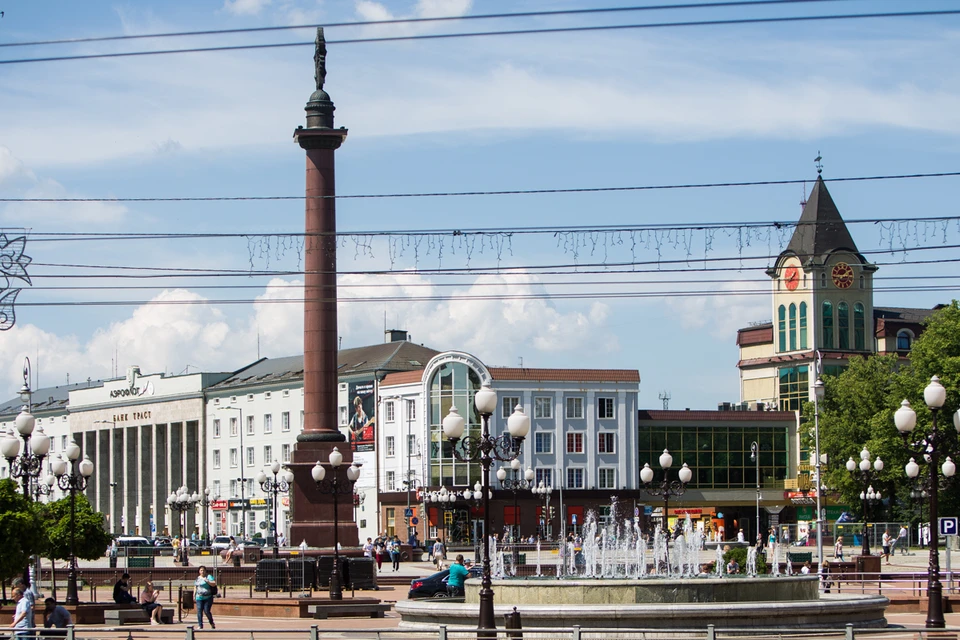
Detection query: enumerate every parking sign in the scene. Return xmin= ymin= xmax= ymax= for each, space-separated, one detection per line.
xmin=939 ymin=517 xmax=958 ymax=537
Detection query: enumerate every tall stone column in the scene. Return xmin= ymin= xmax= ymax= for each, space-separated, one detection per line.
xmin=289 ymin=28 xmax=358 ymax=549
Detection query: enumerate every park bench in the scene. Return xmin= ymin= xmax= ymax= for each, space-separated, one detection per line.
xmin=307 ymin=603 xmax=393 ymax=619
xmin=104 ymin=607 xmax=174 ymax=625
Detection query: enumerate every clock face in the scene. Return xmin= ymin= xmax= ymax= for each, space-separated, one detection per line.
xmin=831 ymin=262 xmax=854 ymax=289
xmin=784 ymin=266 xmax=800 ymax=291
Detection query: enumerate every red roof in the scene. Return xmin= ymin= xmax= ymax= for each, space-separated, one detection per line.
xmin=737 ymin=325 xmax=773 ymax=346
xmin=380 ymin=369 xmax=425 ymax=387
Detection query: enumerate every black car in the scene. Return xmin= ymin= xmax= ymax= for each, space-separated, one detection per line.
xmin=408 ymin=566 xmax=481 ymax=599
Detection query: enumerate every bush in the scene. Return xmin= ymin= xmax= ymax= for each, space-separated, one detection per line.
xmin=722 ymin=546 xmax=767 ymax=574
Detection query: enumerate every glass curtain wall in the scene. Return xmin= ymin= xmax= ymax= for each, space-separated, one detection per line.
xmin=429 ymin=361 xmax=483 ymax=488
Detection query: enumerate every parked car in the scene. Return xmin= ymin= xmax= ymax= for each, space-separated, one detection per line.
xmin=408 ymin=567 xmax=481 ymax=599
xmin=211 ymin=536 xmax=233 ymax=552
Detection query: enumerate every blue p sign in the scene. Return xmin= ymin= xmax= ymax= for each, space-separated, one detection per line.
xmin=939 ymin=517 xmax=958 ymax=537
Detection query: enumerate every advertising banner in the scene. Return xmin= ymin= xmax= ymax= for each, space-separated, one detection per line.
xmin=347 ymin=380 xmax=376 ymax=452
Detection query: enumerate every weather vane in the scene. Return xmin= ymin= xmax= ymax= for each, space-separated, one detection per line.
xmin=815 ymin=151 xmax=823 ymax=176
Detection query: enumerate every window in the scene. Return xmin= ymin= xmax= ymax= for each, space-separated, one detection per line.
xmin=230 ymin=396 xmax=237 ymax=403
xmin=502 ymin=396 xmax=520 ymax=418
xmin=897 ymin=330 xmax=913 ymax=351
xmin=598 ymin=468 xmax=616 ymax=489
xmin=339 ymin=406 xmax=348 ymax=425
xmin=263 ymin=414 xmax=273 ymax=434
xmin=820 ymin=272 xmax=827 ymax=289
xmin=854 ymin=302 xmax=865 ymax=350
xmin=246 ymin=447 xmax=255 ymax=467
xmin=778 ymin=365 xmax=809 ymax=411
xmin=407 ymin=434 xmax=417 ymax=455
xmin=246 ymin=415 xmax=255 ymax=436
xmin=265 ymin=391 xmax=272 ymax=400
xmin=61 ymin=435 xmax=67 ymax=451
xmin=283 ymin=389 xmax=290 ymax=397
xmin=213 ymin=480 xmax=221 ymax=497
xmin=49 ymin=438 xmax=55 ymax=453
xmin=597 ymin=397 xmax=615 ymax=419
xmin=534 ymin=397 xmax=553 ymax=419
xmin=300 ymin=411 xmax=304 ymax=428
xmin=281 ymin=412 xmax=290 ymax=432
xmin=788 ymin=303 xmax=797 ymax=351
xmin=246 ymin=479 xmax=255 ymax=495
xmin=566 ymin=432 xmax=583 ymax=453
xmin=822 ymin=301 xmax=834 ymax=348
xmin=838 ymin=302 xmax=850 ymax=350
xmin=799 ymin=302 xmax=808 ymax=349
xmin=535 ymin=468 xmax=552 ymax=487
xmin=247 ymin=394 xmax=254 ymax=402
xmin=385 ymin=402 xmax=396 ymax=423
xmin=386 ymin=507 xmax=396 ymax=537
xmin=213 ymin=419 xmax=221 ymax=438
xmin=535 ymin=432 xmax=553 ymax=454
xmin=213 ymin=450 xmax=221 ymax=469
xmin=777 ymin=304 xmax=787 ymax=352
xmin=263 ymin=445 xmax=272 ymax=464
xmin=386 ymin=471 xmax=396 ymax=490
xmin=566 ymin=397 xmax=583 ymax=419
xmin=566 ymin=468 xmax=584 ymax=489
xmin=281 ymin=444 xmax=291 ymax=463
xmin=386 ymin=436 xmax=396 ymax=457
xmin=229 ymin=448 xmax=238 ymax=468
xmin=229 ymin=480 xmax=238 ymax=497
xmin=598 ymin=432 xmax=616 ymax=454
xmin=406 ymin=400 xmax=416 ymax=421
xmin=230 ymin=418 xmax=238 ymax=437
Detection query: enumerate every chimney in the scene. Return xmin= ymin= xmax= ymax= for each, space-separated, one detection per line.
xmin=384 ymin=329 xmax=408 ymax=343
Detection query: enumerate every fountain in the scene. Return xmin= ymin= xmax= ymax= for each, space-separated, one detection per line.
xmin=398 ymin=506 xmax=888 ymax=630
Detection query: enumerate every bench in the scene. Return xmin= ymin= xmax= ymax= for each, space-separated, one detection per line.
xmin=307 ymin=603 xmax=393 ymax=619
xmin=104 ymin=607 xmax=174 ymax=625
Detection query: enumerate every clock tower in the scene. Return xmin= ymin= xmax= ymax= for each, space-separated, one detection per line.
xmin=739 ymin=176 xmax=877 ymax=411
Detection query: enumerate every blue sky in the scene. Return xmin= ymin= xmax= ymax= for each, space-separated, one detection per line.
xmin=1 ymin=0 xmax=960 ymax=409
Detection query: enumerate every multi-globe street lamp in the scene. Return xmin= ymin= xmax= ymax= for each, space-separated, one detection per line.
xmin=311 ymin=448 xmax=361 ymax=601
xmin=640 ymin=449 xmax=692 ymax=533
xmin=51 ymin=442 xmax=94 ymax=605
xmin=424 ymin=486 xmax=458 ymax=544
xmin=531 ymin=481 xmax=554 ymax=540
xmin=196 ymin=488 xmax=216 ymax=546
xmin=257 ymin=460 xmax=294 ymax=558
xmin=846 ymin=447 xmax=883 ymax=556
xmin=911 ymin=487 xmax=929 ymax=547
xmin=749 ymin=441 xmax=761 ymax=542
xmin=442 ymin=385 xmax=530 ymax=635
xmin=810 ymin=359 xmax=826 ymax=575
xmin=497 ymin=460 xmax=534 ymax=543
xmin=167 ymin=486 xmax=200 ymax=564
xmin=893 ymin=375 xmax=960 ymax=628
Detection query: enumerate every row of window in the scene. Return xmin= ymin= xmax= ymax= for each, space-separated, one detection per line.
xmin=384 ymin=466 xmax=617 ymax=490
xmin=212 ymin=443 xmax=292 ymax=469
xmin=213 ymin=390 xmax=296 ymax=404
xmin=212 ymin=412 xmax=299 ymax=438
xmin=384 ymin=400 xmax=417 ymax=423
xmin=531 ymin=431 xmax=617 ymax=454
xmin=383 ymin=434 xmax=418 ymax=457
xmin=777 ymin=300 xmax=867 ymax=353
xmin=499 ymin=396 xmax=615 ymax=420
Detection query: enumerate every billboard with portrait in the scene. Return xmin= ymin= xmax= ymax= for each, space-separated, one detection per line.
xmin=346 ymin=380 xmax=376 ymax=452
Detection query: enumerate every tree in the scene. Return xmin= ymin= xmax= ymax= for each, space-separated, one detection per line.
xmin=42 ymin=493 xmax=112 ymax=562
xmin=0 ymin=479 xmax=46 ymax=582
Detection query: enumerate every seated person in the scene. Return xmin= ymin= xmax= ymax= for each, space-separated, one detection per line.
xmin=44 ymin=597 xmax=72 ymax=636
xmin=220 ymin=536 xmax=243 ymax=561
xmin=726 ymin=558 xmax=740 ymax=575
xmin=113 ymin=573 xmax=137 ymax=604
xmin=140 ymin=581 xmax=164 ymax=625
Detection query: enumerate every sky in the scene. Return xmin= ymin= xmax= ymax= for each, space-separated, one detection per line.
xmin=1 ymin=0 xmax=960 ymax=409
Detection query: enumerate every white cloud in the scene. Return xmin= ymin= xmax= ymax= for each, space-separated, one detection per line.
xmin=223 ymin=0 xmax=273 ymax=16
xmin=0 ymin=147 xmax=33 ymax=185
xmin=665 ymin=279 xmax=769 ymax=339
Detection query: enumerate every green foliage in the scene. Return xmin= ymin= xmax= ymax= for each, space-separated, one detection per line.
xmin=0 ymin=479 xmax=46 ymax=581
xmin=722 ymin=546 xmax=766 ymax=574
xmin=800 ymin=301 xmax=960 ymax=524
xmin=42 ymin=493 xmax=112 ymax=561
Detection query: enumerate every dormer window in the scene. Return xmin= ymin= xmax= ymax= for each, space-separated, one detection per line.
xmin=897 ymin=330 xmax=914 ymax=351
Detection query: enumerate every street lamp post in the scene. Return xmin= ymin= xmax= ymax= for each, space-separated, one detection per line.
xmin=311 ymin=448 xmax=361 ymax=601
xmin=846 ymin=447 xmax=883 ymax=556
xmin=257 ymin=461 xmax=294 ymax=558
xmin=810 ymin=357 xmax=826 ymax=575
xmin=51 ymin=442 xmax=94 ymax=605
xmin=197 ymin=488 xmax=216 ymax=546
xmin=750 ymin=441 xmax=761 ymax=542
xmin=893 ymin=376 xmax=960 ymax=628
xmin=167 ymin=486 xmax=200 ymax=565
xmin=911 ymin=487 xmax=928 ymax=547
xmin=531 ymin=481 xmax=553 ymax=540
xmin=424 ymin=486 xmax=458 ymax=544
xmin=497 ymin=460 xmax=535 ymax=542
xmin=442 ymin=385 xmax=530 ymax=636
xmin=640 ymin=450 xmax=692 ymax=532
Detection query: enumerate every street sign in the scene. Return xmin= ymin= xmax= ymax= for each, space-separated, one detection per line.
xmin=404 ymin=508 xmax=414 ymax=518
xmin=411 ymin=516 xmax=419 ymax=525
xmin=571 ymin=514 xmax=578 ymax=525
xmin=634 ymin=507 xmax=640 ymax=517
xmin=939 ymin=517 xmax=958 ymax=536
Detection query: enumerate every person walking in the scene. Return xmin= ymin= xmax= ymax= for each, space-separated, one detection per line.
xmin=897 ymin=524 xmax=909 ymax=555
xmin=881 ymin=529 xmax=892 ymax=564
xmin=390 ymin=536 xmax=402 ymax=571
xmin=432 ymin=537 xmax=446 ymax=570
xmin=374 ymin=535 xmax=385 ymax=570
xmin=10 ymin=588 xmax=34 ymax=638
xmin=194 ymin=566 xmax=216 ymax=629
xmin=362 ymin=537 xmax=374 ymax=558
xmin=140 ymin=581 xmax=164 ymax=625
xmin=834 ymin=535 xmax=844 ymax=562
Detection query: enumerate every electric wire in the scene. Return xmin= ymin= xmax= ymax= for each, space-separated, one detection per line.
xmin=0 ymin=0 xmax=861 ymax=49
xmin=2 ymin=9 xmax=958 ymax=65
xmin=4 ymin=171 xmax=960 ymax=206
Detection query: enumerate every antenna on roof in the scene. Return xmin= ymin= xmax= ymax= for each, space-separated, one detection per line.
xmin=658 ymin=391 xmax=671 ymax=410
xmin=800 ymin=180 xmax=807 ymax=210
xmin=814 ymin=151 xmax=823 ymax=176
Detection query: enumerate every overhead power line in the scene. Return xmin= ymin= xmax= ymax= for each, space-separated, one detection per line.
xmin=4 ymin=171 xmax=960 ymax=205
xmin=3 ymin=9 xmax=958 ymax=65
xmin=0 ymin=0 xmax=857 ymax=49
